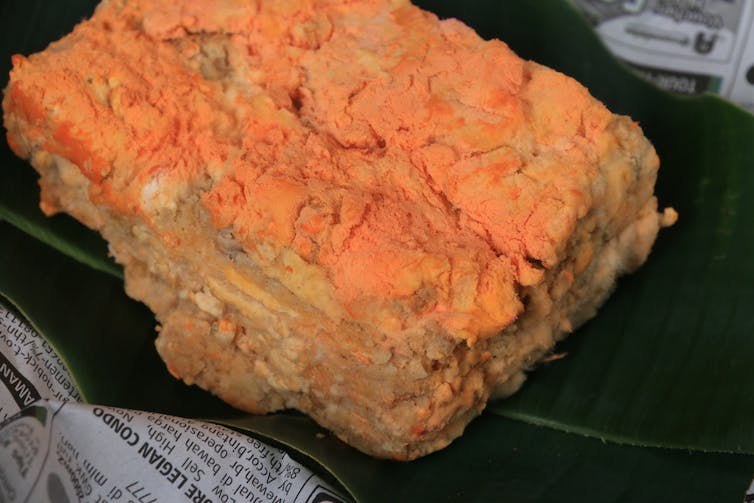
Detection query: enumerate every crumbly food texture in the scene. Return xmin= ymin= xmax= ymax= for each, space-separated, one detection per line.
xmin=3 ymin=0 xmax=676 ymax=459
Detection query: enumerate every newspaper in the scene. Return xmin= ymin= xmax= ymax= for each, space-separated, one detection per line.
xmin=0 ymin=303 xmax=349 ymax=503
xmin=572 ymin=0 xmax=754 ymax=113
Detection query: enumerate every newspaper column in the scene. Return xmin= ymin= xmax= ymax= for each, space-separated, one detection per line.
xmin=0 ymin=303 xmax=349 ymax=503
xmin=573 ymin=0 xmax=754 ymax=113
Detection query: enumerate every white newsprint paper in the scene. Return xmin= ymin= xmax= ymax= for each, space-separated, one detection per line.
xmin=0 ymin=303 xmax=349 ymax=503
xmin=573 ymin=0 xmax=754 ymax=113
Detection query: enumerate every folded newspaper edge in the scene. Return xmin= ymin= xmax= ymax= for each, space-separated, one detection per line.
xmin=0 ymin=303 xmax=349 ymax=503
xmin=0 ymin=400 xmax=350 ymax=503
xmin=572 ymin=0 xmax=754 ymax=114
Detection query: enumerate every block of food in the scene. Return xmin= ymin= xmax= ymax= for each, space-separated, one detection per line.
xmin=3 ymin=0 xmax=676 ymax=459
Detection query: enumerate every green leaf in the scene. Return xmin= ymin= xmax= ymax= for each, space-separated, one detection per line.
xmin=0 ymin=155 xmax=122 ymax=278
xmin=218 ymin=413 xmax=754 ymax=503
xmin=3 ymin=0 xmax=754 ymax=501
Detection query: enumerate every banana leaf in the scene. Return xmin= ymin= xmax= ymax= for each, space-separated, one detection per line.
xmin=2 ymin=0 xmax=754 ymax=501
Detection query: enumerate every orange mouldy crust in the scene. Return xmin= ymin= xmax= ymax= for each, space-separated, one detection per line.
xmin=3 ymin=0 xmax=675 ymax=459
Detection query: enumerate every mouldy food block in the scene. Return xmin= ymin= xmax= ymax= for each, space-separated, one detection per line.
xmin=3 ymin=0 xmax=676 ymax=459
